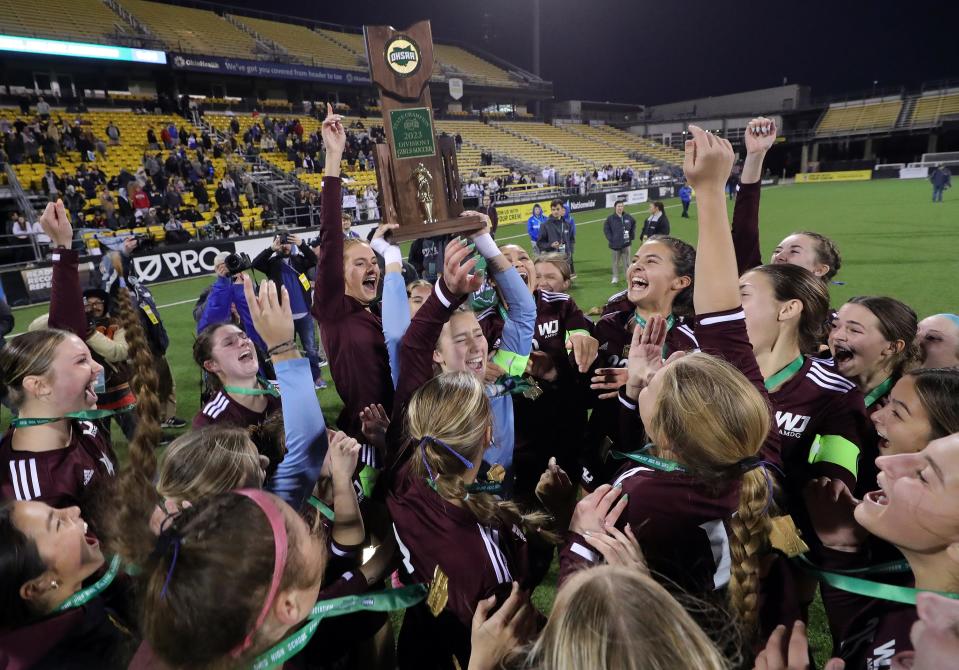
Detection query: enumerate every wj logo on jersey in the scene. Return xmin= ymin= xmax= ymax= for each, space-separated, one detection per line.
xmin=776 ymin=411 xmax=811 ymax=438
xmin=537 ymin=320 xmax=560 ymax=338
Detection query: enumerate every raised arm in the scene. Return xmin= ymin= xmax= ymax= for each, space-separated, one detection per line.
xmin=370 ymin=223 xmax=406 ymax=388
xmin=312 ymin=104 xmax=348 ymax=323
xmin=243 ymin=275 xmax=328 ymax=511
xmin=732 ymin=117 xmax=777 ymax=274
xmin=42 ymin=200 xmax=87 ymax=337
xmin=686 ymin=126 xmax=738 ymax=315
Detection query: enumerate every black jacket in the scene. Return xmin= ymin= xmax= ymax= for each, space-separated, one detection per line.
xmin=252 ymin=243 xmax=318 ymax=306
xmin=603 ymin=213 xmax=636 ymax=250
xmin=535 ymin=216 xmax=572 ymax=255
xmin=641 ymin=212 xmax=670 ymax=239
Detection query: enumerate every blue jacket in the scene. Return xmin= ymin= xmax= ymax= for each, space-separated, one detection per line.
xmin=679 ymin=185 xmax=693 ymax=202
xmin=527 ymin=205 xmax=547 ymax=242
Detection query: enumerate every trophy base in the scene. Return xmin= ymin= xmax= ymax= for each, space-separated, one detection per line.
xmin=388 ymin=214 xmax=487 ymax=243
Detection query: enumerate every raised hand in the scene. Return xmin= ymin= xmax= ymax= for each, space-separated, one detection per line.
xmin=745 ymin=117 xmax=778 ymax=155
xmin=442 ymin=237 xmax=484 ymax=296
xmin=328 ymin=429 xmax=361 ymax=483
xmin=802 ymin=477 xmax=867 ymax=552
xmin=360 ymin=403 xmax=390 ymax=452
xmin=535 ymin=457 xmax=575 ymax=517
xmin=38 ymin=199 xmax=72 ymax=249
xmin=754 ymin=621 xmax=846 ymax=670
xmin=241 ymin=274 xmax=294 ymax=350
xmin=625 ymin=316 xmax=686 ymax=398
xmin=566 ymin=332 xmax=599 ymax=373
xmin=683 ymin=125 xmax=736 ymax=192
xmin=461 ymin=209 xmax=492 ymax=238
xmin=590 ymin=367 xmax=628 ymax=400
xmin=569 ymin=483 xmax=628 ymax=536
xmin=321 ymin=102 xmax=346 ymax=160
xmin=468 ymin=582 xmax=536 ymax=670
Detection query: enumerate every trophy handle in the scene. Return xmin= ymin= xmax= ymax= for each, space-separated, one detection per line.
xmin=374 ymin=144 xmax=399 ymax=226
xmin=437 ymin=134 xmax=463 ymax=217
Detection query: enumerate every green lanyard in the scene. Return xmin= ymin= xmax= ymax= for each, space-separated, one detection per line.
xmin=308 ymin=495 xmax=335 ymax=521
xmin=864 ymin=377 xmax=894 ymax=408
xmin=11 ymin=403 xmax=136 ymax=428
xmin=223 ymin=378 xmax=280 ymax=399
xmin=610 ymin=448 xmax=686 ymax=473
xmin=54 ymin=555 xmax=121 ymax=612
xmin=764 ymin=355 xmax=805 ymax=391
xmin=425 ymin=478 xmax=503 ymax=496
xmin=249 ymin=584 xmax=428 ymax=670
xmin=633 ymin=313 xmax=675 ymax=357
xmin=796 ymin=555 xmax=958 ymax=605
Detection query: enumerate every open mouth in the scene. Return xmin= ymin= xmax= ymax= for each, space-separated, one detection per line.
xmin=239 ymin=350 xmax=254 ymax=362
xmin=876 ymin=429 xmax=890 ymax=452
xmin=84 ymin=382 xmax=98 ymax=404
xmin=83 ymin=522 xmax=99 ymax=548
xmin=362 ymin=275 xmax=377 ymax=292
xmin=864 ymin=489 xmax=889 ymax=506
xmin=832 ymin=344 xmax=855 ymax=365
xmin=891 ymin=650 xmax=914 ymax=669
xmin=629 ymin=276 xmax=649 ymax=291
xmin=466 ymin=356 xmax=485 ymax=373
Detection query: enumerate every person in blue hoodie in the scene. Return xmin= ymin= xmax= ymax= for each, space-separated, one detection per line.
xmin=564 ymin=200 xmax=577 ymax=277
xmin=679 ymin=182 xmax=693 ymax=217
xmin=527 ymin=203 xmax=547 ymax=252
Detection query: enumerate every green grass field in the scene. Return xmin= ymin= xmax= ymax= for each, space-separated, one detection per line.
xmin=2 ymin=178 xmax=955 ymax=663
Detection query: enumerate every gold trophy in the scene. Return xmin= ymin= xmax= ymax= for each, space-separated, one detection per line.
xmin=412 ymin=163 xmax=435 ymax=223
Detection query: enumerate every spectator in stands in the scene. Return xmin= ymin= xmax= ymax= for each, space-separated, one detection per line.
xmin=478 ymin=193 xmax=499 ymax=237
xmin=240 ymin=172 xmax=255 ymax=208
xmin=41 ymin=169 xmax=62 ymax=200
xmin=163 ymin=182 xmax=183 ymax=212
xmin=342 ymin=212 xmax=360 ymax=239
xmin=11 ymin=214 xmax=32 ymax=263
xmin=163 ymin=212 xmax=192 ymax=245
xmin=527 ymin=203 xmax=546 ymax=251
xmin=679 ymin=182 xmax=693 ymax=217
xmin=604 ymin=199 xmax=636 ymax=284
xmin=105 ymin=121 xmax=120 ymax=146
xmin=261 ymin=202 xmax=277 ymax=230
xmin=99 ymin=188 xmax=116 ymax=227
xmin=35 ymin=96 xmax=50 ymax=119
xmin=131 ymin=183 xmax=151 ymax=215
xmin=192 ymin=179 xmax=210 ymax=212
xmin=455 ymin=132 xmax=463 ymax=150
xmin=146 ymin=125 xmax=159 ymax=149
xmin=363 ymin=185 xmax=379 ymax=221
xmin=63 ymin=185 xmax=85 ymax=225
xmin=640 ymin=200 xmax=670 ymax=240
xmin=931 ymin=163 xmax=951 ymax=203
xmin=213 ymin=206 xmax=242 ymax=238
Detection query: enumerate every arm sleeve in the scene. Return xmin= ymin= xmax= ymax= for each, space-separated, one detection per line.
xmin=251 ymin=247 xmax=273 ymax=274
xmin=267 ymin=357 xmax=328 ymax=510
xmin=558 ymin=531 xmax=601 ymax=587
xmin=196 ymin=277 xmax=235 ymax=333
xmin=536 ymin=228 xmax=551 ymax=253
xmin=48 ymin=249 xmax=87 ymax=337
xmin=297 ymin=242 xmax=318 ymax=267
xmin=603 ymin=217 xmax=612 ymax=243
xmin=490 ymin=266 xmax=536 ymax=376
xmin=85 ymin=329 xmax=129 ymax=363
xmin=562 ymin=297 xmax=594 ymax=336
xmin=731 ymin=181 xmax=762 ymax=275
xmin=312 ymin=177 xmax=346 ymax=323
xmin=381 ymin=271 xmax=411 ymax=389
xmin=807 ymin=391 xmax=871 ymax=489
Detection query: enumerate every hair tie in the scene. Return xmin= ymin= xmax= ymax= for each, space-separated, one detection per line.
xmin=151 ymin=524 xmax=183 ymax=600
xmin=735 ymin=456 xmax=762 ymax=473
xmin=419 ymin=436 xmax=474 ymax=483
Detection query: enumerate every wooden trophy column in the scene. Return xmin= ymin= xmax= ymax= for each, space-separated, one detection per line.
xmin=364 ymin=21 xmax=484 ymax=242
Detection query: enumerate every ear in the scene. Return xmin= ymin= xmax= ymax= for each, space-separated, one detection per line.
xmin=21 ymin=374 xmax=50 ymax=400
xmin=432 ymin=349 xmax=445 ymax=366
xmin=882 ymin=339 xmax=906 ymax=359
xmin=778 ymin=298 xmax=804 ymax=323
xmin=273 ymin=588 xmax=306 ymax=626
xmin=202 ymin=359 xmax=220 ymax=375
xmin=670 ymin=275 xmax=692 ymax=292
xmin=19 ymin=571 xmax=58 ymax=608
xmin=813 ymin=264 xmax=831 ymax=278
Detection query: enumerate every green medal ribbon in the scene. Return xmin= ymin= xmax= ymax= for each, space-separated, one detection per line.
xmin=610 ymin=448 xmax=686 ymax=473
xmin=864 ymin=377 xmax=894 ymax=408
xmin=54 ymin=554 xmax=121 ymax=612
xmin=425 ymin=478 xmax=503 ymax=496
xmin=249 ymin=584 xmax=428 ymax=670
xmin=492 ymin=374 xmax=537 ymax=397
xmin=796 ymin=555 xmax=957 ymax=605
xmin=633 ymin=313 xmax=675 ymax=331
xmin=223 ymin=378 xmax=280 ymax=399
xmin=764 ymin=355 xmax=805 ymax=391
xmin=307 ymin=496 xmax=335 ymax=521
xmin=11 ymin=403 xmax=137 ymax=428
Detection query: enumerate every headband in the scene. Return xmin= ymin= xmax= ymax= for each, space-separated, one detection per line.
xmin=229 ymin=489 xmax=289 ymax=658
xmin=935 ymin=313 xmax=959 ymax=327
xmin=419 ymin=436 xmax=474 ymax=482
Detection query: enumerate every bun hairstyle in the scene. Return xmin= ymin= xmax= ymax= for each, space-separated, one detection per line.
xmin=793 ymin=231 xmax=842 ymax=281
xmin=644 ymin=235 xmax=696 ymax=318
xmin=906 ymin=367 xmax=959 ymax=439
xmin=0 ymin=329 xmax=70 ymax=408
xmin=157 ymin=426 xmax=264 ymax=504
xmin=649 ymin=352 xmax=771 ymax=642
xmin=406 ymin=372 xmax=558 ymax=543
xmin=846 ymin=296 xmax=919 ymax=378
xmin=748 ymin=264 xmax=830 ymax=354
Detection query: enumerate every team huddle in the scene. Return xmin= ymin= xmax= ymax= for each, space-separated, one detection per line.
xmin=2 ymin=107 xmax=959 ymax=670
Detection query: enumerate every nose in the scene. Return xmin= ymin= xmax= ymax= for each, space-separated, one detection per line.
xmin=875 ymin=452 xmax=921 ymax=479
xmin=91 ymin=360 xmax=104 ymax=377
xmin=66 ymin=506 xmax=82 ymax=522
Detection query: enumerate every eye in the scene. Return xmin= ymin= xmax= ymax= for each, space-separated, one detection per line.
xmin=917 ymin=469 xmax=928 ymax=484
xmin=891 ymin=410 xmax=902 ymax=421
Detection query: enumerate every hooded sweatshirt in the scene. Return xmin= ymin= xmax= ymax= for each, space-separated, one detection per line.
xmin=527 ymin=205 xmax=547 ymax=242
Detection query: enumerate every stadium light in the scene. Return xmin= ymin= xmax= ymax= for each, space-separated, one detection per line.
xmin=0 ymin=34 xmax=167 ymax=64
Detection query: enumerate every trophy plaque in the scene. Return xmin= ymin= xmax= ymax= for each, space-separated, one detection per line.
xmin=365 ymin=21 xmax=485 ymax=242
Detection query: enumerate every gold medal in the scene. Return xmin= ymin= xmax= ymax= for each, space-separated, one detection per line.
xmin=522 ymin=376 xmax=543 ymax=400
xmin=769 ymin=515 xmax=809 ymax=558
xmin=487 ymin=464 xmax=506 ymax=483
xmin=427 ymin=565 xmax=449 ymax=617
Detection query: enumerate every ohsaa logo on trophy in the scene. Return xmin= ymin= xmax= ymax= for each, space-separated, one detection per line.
xmin=384 ymin=36 xmax=421 ymax=77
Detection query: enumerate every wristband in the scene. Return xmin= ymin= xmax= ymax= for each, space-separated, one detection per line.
xmin=471 ymin=233 xmax=499 ymax=261
xmin=267 ymin=339 xmax=296 ymax=355
xmin=370 ymin=237 xmax=402 ymax=266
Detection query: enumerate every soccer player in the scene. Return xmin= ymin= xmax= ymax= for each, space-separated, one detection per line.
xmin=869 ymin=367 xmax=959 ymax=457
xmin=0 ymin=201 xmax=116 ymax=511
xmin=533 ymin=253 xmax=572 ymax=294
xmin=916 ymin=313 xmax=959 ymax=368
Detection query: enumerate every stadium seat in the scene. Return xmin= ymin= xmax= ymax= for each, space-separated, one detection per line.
xmin=910 ymin=90 xmax=959 ymax=126
xmin=816 ymin=99 xmax=903 ymax=135
xmin=0 ymin=0 xmax=130 ymax=44
xmin=119 ymin=0 xmax=257 ymax=59
xmin=231 ymin=16 xmax=365 ymax=70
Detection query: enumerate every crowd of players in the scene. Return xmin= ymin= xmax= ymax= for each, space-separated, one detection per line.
xmin=1 ymin=106 xmax=958 ymax=670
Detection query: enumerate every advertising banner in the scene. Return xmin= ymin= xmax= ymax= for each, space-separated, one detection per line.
xmin=170 ymin=53 xmax=371 ymax=85
xmin=130 ymin=241 xmax=236 ymax=283
xmin=19 ymin=261 xmax=96 ymax=303
xmin=794 ymin=170 xmax=872 ymax=183
xmin=899 ymin=166 xmax=930 ymax=180
xmin=604 ymin=189 xmax=649 ymax=207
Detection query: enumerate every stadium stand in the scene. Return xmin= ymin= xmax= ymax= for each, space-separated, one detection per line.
xmin=119 ymin=0 xmax=257 ymax=58
xmin=495 ymin=121 xmax=647 ymax=174
xmin=584 ymin=125 xmax=684 ymax=168
xmin=433 ymin=45 xmax=518 ymax=88
xmin=230 ymin=16 xmax=365 ymax=70
xmin=435 ymin=119 xmax=580 ymax=176
xmin=815 ymin=98 xmax=903 ymax=136
xmin=910 ymin=89 xmax=959 ymax=127
xmin=0 ymin=0 xmax=130 ymax=44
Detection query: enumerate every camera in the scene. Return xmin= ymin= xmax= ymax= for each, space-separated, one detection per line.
xmin=133 ymin=232 xmax=155 ymax=251
xmin=278 ymin=232 xmax=291 ymax=245
xmin=224 ymin=252 xmax=252 ymax=276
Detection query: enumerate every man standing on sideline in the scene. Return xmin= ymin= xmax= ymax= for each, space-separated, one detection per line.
xmin=930 ymin=163 xmax=951 ymax=203
xmin=679 ymin=182 xmax=693 ymax=217
xmin=252 ymin=233 xmax=327 ymax=389
xmin=603 ymin=199 xmax=635 ymax=284
xmin=640 ymin=200 xmax=670 ymax=240
xmin=478 ymin=192 xmax=499 ymax=238
xmin=536 ymin=199 xmax=573 ymax=265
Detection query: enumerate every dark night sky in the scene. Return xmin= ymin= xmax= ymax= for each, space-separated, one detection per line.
xmin=203 ymin=0 xmax=958 ymax=106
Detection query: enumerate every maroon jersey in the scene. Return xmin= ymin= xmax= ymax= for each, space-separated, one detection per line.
xmin=388 ymin=461 xmax=530 ymax=667
xmin=731 ymin=181 xmax=762 ymax=274
xmin=312 ymin=176 xmax=394 ymax=440
xmin=0 ymin=420 xmax=116 ymax=509
xmin=191 ymin=390 xmax=281 ymax=430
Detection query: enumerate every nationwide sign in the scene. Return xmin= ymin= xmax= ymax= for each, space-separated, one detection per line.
xmin=170 ymin=53 xmax=372 ymax=85
xmin=0 ymin=34 xmax=166 ymax=64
